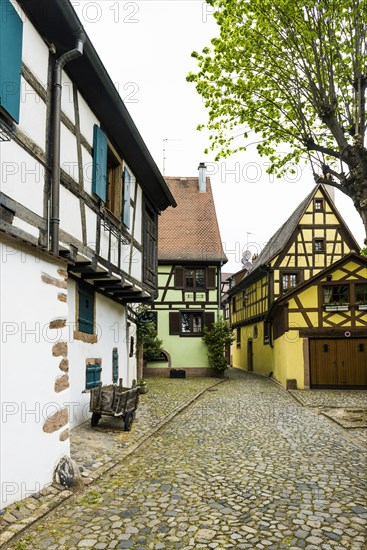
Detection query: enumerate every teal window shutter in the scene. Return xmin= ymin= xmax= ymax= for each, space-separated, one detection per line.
xmin=78 ymin=283 xmax=95 ymax=334
xmin=86 ymin=363 xmax=102 ymax=389
xmin=92 ymin=125 xmax=107 ymax=202
xmin=112 ymin=348 xmax=118 ymax=383
xmin=122 ymin=168 xmax=131 ymax=228
xmin=0 ymin=0 xmax=23 ymax=123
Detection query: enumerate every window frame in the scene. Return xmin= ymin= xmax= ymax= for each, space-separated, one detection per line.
xmin=281 ymin=272 xmax=300 ymax=293
xmin=313 ymin=238 xmax=325 ymax=252
xmin=236 ymin=327 xmax=241 ymax=348
xmin=322 ymin=284 xmax=350 ymax=307
xmin=314 ymin=199 xmax=324 ymax=212
xmin=74 ymin=281 xmax=97 ymax=343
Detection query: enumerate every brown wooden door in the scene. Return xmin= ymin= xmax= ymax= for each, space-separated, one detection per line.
xmin=310 ymin=338 xmax=367 ymax=387
xmin=310 ymin=339 xmax=337 ymax=386
xmin=247 ymin=340 xmax=253 ymax=372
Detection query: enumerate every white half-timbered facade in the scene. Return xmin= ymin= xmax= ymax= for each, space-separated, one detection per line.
xmin=0 ymin=0 xmax=175 ymax=507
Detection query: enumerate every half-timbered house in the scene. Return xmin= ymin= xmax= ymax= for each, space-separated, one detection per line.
xmin=145 ymin=164 xmax=227 ymax=376
xmin=227 ymin=184 xmax=366 ymax=389
xmin=0 ymin=0 xmax=175 ymax=507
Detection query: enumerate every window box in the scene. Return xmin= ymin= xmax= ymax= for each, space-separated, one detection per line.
xmin=357 ymin=304 xmax=367 ymax=311
xmin=324 ymin=305 xmax=349 ymax=312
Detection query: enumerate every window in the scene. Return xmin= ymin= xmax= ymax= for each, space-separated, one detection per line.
xmin=86 ymin=361 xmax=102 ymax=389
xmin=78 ymin=282 xmax=95 ymax=334
xmin=112 ymin=348 xmax=118 ymax=384
xmin=314 ymin=239 xmax=325 ymax=252
xmin=356 ymin=284 xmax=367 ymax=304
xmin=92 ymin=125 xmax=132 ymax=228
xmin=314 ymin=199 xmax=324 ymax=211
xmin=236 ymin=327 xmax=241 ymax=348
xmin=282 ymin=273 xmax=298 ymax=293
xmin=253 ymin=325 xmax=258 ymax=339
xmin=169 ymin=311 xmax=214 ymax=336
xmin=0 ymin=0 xmax=23 ymax=123
xmin=242 ymin=291 xmax=247 ymax=307
xmin=174 ymin=267 xmax=216 ymax=290
xmin=323 ymin=285 xmax=349 ymax=305
xmin=185 ymin=268 xmax=205 ymax=289
xmin=181 ymin=312 xmax=202 ymax=334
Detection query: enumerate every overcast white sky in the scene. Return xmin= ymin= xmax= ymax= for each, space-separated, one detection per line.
xmin=73 ymin=0 xmax=365 ymax=273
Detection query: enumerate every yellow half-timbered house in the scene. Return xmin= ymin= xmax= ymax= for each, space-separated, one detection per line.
xmin=227 ymin=185 xmax=366 ymax=389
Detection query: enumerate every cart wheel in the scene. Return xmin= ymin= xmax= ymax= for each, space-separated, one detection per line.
xmin=91 ymin=412 xmax=101 ymax=427
xmin=124 ymin=412 xmax=134 ymax=432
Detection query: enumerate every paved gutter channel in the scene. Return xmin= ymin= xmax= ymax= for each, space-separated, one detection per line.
xmin=0 ymin=377 xmax=227 ymax=548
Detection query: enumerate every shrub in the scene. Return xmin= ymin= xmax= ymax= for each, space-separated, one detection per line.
xmin=202 ymin=318 xmax=234 ymax=371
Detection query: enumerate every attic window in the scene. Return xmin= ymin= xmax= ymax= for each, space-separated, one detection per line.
xmin=314 ymin=199 xmax=324 ymax=211
xmin=314 ymin=238 xmax=325 ymax=252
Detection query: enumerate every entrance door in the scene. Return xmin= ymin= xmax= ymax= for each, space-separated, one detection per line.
xmin=310 ymin=338 xmax=367 ymax=387
xmin=247 ymin=339 xmax=253 ymax=372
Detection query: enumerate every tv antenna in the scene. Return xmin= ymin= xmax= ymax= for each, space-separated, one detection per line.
xmin=162 ymin=138 xmax=182 ymax=175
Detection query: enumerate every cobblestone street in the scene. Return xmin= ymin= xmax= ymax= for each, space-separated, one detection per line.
xmin=6 ymin=371 xmax=367 ymax=550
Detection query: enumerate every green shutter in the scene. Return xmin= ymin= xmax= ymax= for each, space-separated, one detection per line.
xmin=122 ymin=168 xmax=131 ymax=227
xmin=112 ymin=348 xmax=118 ymax=383
xmin=86 ymin=363 xmax=102 ymax=389
xmin=0 ymin=0 xmax=23 ymax=123
xmin=78 ymin=283 xmax=94 ymax=334
xmin=92 ymin=125 xmax=107 ymax=202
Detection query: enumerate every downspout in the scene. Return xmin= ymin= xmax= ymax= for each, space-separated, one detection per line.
xmin=50 ymin=29 xmax=86 ymax=255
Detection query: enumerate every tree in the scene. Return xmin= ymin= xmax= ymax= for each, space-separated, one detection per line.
xmin=187 ymin=0 xmax=367 ymax=241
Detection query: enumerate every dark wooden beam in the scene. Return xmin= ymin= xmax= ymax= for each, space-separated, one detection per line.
xmin=80 ymin=272 xmax=110 ymax=280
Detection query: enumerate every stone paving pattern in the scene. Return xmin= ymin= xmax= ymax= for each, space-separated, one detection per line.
xmin=5 ymin=370 xmax=367 ymax=550
xmin=0 ymin=377 xmax=222 ymax=546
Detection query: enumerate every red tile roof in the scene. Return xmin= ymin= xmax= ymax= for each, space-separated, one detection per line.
xmin=158 ymin=177 xmax=227 ymax=263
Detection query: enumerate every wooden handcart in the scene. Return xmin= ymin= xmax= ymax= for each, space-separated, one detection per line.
xmin=89 ymin=382 xmax=140 ymax=431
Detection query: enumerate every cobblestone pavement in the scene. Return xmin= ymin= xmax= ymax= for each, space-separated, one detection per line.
xmin=6 ymin=370 xmax=367 ymax=550
xmin=0 ymin=377 xmax=222 ymax=546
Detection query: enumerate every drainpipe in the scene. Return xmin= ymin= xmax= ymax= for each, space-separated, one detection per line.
xmin=50 ymin=29 xmax=86 ymax=255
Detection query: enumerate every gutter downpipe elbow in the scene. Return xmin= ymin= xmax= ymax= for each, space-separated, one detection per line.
xmin=50 ymin=30 xmax=86 ymax=255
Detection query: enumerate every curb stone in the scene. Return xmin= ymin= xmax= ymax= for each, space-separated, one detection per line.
xmin=0 ymin=377 xmax=227 ymax=548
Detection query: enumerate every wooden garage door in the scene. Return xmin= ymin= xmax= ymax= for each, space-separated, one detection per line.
xmin=310 ymin=338 xmax=367 ymax=387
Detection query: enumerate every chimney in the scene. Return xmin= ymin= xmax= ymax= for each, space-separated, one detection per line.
xmin=198 ymin=162 xmax=206 ymax=192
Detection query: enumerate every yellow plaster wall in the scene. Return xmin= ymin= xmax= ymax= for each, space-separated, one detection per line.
xmin=273 ymin=331 xmax=305 ymax=388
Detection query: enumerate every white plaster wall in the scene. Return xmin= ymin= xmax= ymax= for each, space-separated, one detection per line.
xmin=0 ymin=240 xmax=70 ymax=508
xmin=77 ymin=91 xmax=99 ymax=150
xmin=0 ymin=139 xmax=44 ymax=217
xmin=130 ymin=248 xmax=142 ymax=281
xmin=19 ymin=2 xmax=49 ymax=88
xmin=85 ymin=206 xmax=97 ymax=251
xmin=61 ymin=73 xmax=75 ymax=125
xmin=67 ymin=281 xmax=135 ymax=428
xmin=18 ymin=76 xmax=47 ymax=151
xmin=60 ymin=124 xmax=78 ymax=182
xmin=59 ymin=186 xmax=83 ymax=243
xmin=82 ymin=146 xmax=94 ymax=196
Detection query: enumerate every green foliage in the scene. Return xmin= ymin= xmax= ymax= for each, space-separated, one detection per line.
xmin=188 ymin=0 xmax=367 ymax=238
xmin=136 ymin=307 xmax=164 ymax=361
xmin=361 ymin=247 xmax=367 ymax=256
xmin=202 ymin=318 xmax=234 ymax=371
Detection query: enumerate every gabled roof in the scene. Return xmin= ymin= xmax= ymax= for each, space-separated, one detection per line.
xmin=18 ymin=0 xmax=176 ymax=212
xmin=266 ymin=252 xmax=367 ymax=318
xmin=249 ymin=188 xmax=315 ymax=270
xmin=158 ymin=177 xmax=227 ymax=263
